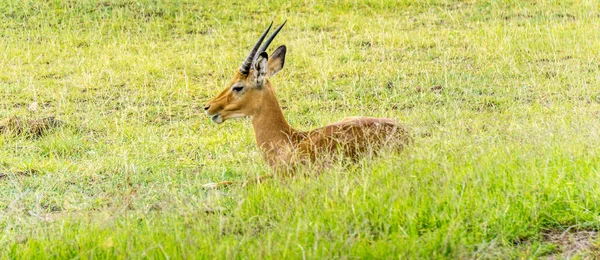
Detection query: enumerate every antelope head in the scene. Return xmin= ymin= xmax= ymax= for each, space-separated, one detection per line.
xmin=204 ymin=21 xmax=287 ymax=124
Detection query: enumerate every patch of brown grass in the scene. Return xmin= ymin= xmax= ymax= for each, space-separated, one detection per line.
xmin=0 ymin=116 xmax=63 ymax=137
xmin=542 ymin=229 xmax=599 ymax=259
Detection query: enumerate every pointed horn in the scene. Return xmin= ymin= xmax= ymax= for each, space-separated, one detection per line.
xmin=239 ymin=22 xmax=273 ymax=75
xmin=254 ymin=20 xmax=287 ymax=62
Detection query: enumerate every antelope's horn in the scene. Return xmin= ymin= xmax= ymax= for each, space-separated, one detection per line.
xmin=239 ymin=22 xmax=273 ymax=74
xmin=254 ymin=20 xmax=287 ymax=63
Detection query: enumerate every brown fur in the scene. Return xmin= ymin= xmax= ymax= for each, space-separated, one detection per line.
xmin=203 ymin=45 xmax=411 ymax=188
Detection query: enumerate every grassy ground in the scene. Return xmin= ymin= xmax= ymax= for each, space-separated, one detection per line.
xmin=1 ymin=0 xmax=600 ymax=258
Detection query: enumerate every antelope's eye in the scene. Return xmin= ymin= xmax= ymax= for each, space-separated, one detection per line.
xmin=232 ymin=86 xmax=244 ymax=92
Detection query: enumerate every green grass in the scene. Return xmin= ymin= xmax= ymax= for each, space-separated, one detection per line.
xmin=1 ymin=0 xmax=600 ymax=258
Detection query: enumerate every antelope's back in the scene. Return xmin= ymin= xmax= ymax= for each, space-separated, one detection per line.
xmin=298 ymin=117 xmax=411 ymax=161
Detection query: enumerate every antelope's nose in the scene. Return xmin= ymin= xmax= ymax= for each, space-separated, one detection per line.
xmin=204 ymin=105 xmax=210 ymax=111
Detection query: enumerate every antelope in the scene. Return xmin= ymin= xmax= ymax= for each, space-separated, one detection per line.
xmin=203 ymin=21 xmax=411 ymax=188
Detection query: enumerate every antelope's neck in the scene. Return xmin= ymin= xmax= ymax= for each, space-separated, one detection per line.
xmin=251 ymin=86 xmax=297 ymax=158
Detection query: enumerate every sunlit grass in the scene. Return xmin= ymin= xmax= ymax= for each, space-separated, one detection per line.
xmin=1 ymin=0 xmax=600 ymax=258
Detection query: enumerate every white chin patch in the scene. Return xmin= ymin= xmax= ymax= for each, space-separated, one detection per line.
xmin=228 ymin=113 xmax=245 ymax=119
xmin=212 ymin=114 xmax=223 ymax=124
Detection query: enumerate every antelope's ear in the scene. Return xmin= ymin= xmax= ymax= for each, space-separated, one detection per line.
xmin=268 ymin=45 xmax=286 ymax=77
xmin=253 ymin=52 xmax=268 ymax=88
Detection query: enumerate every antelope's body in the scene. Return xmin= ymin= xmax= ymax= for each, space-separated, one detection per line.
xmin=203 ymin=22 xmax=410 ymax=187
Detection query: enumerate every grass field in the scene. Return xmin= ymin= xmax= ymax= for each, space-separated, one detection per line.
xmin=1 ymin=0 xmax=600 ymax=258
